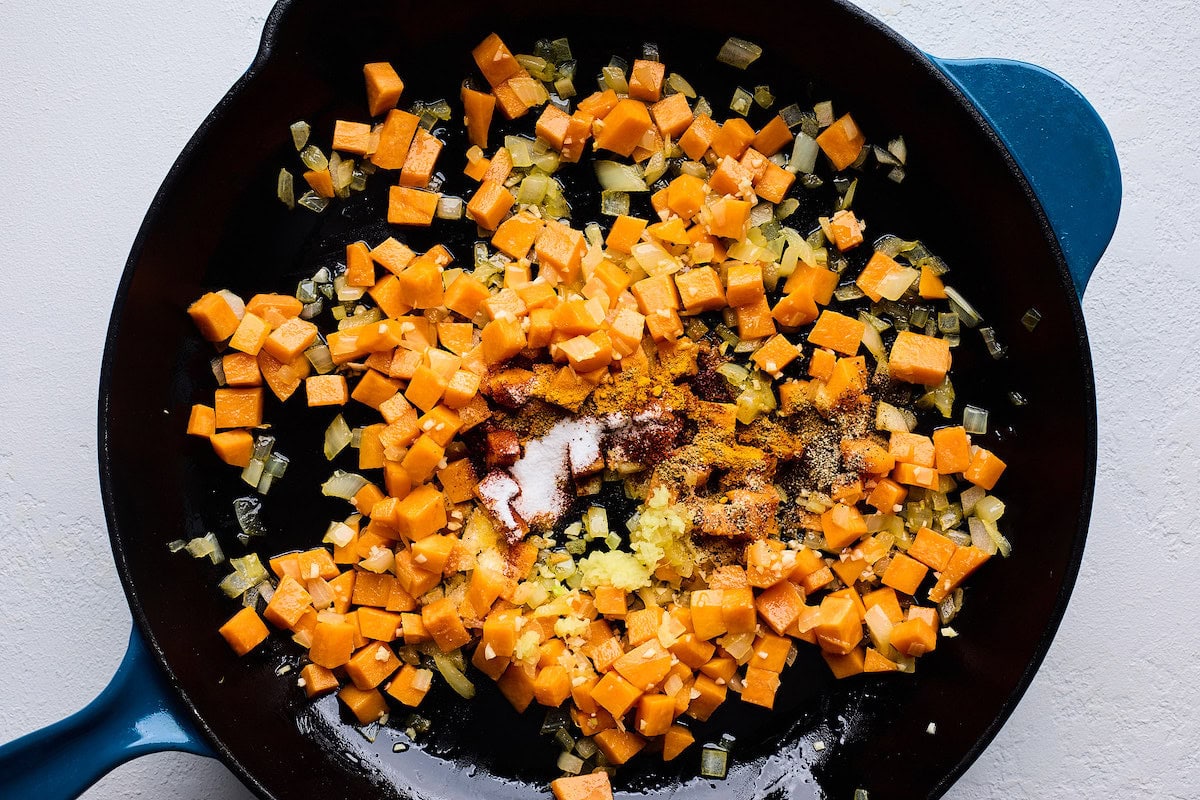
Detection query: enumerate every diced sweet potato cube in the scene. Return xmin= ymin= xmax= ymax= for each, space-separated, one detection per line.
xmin=310 ymin=620 xmax=356 ymax=669
xmin=472 ymin=33 xmax=522 ymax=88
xmin=187 ymin=404 xmax=216 ymax=438
xmin=188 ymin=291 xmax=241 ymax=341
xmin=466 ymin=179 xmax=515 ymax=231
xmin=740 ymin=665 xmax=781 ymax=708
xmin=674 ymin=267 xmax=726 ymax=313
xmin=908 ymin=527 xmax=958 ymax=572
xmin=364 ymin=62 xmax=404 ymax=116
xmin=387 ymin=186 xmax=439 ymax=226
xmin=813 ymin=594 xmax=862 ymax=655
xmin=345 ymin=642 xmax=402 ymax=690
xmin=386 ymin=664 xmax=434 ymax=707
xmin=890 ymin=617 xmax=938 ymax=657
xmin=593 ymin=729 xmax=646 ymax=765
xmin=808 ymin=310 xmax=865 ymax=355
xmin=394 ymin=484 xmax=447 ymax=540
xmin=594 ymin=99 xmax=652 ymax=157
xmin=822 ymin=647 xmax=866 ymax=679
xmin=422 ymin=596 xmax=471 ymax=652
xmin=750 ymin=334 xmax=800 ymax=375
xmin=300 ymin=663 xmax=340 ymax=698
xmin=219 ymin=607 xmax=270 ymax=656
xmin=481 ymin=317 xmax=527 ymax=364
xmin=497 ymin=661 xmax=537 ymax=712
xmin=685 ymin=673 xmax=727 ymax=721
xmin=592 ymin=670 xmax=643 ymax=718
xmin=662 ymin=724 xmax=695 ymax=762
xmin=711 ymin=117 xmax=756 ymax=160
xmin=816 ymin=113 xmax=866 ymax=170
xmin=964 ymin=447 xmax=1007 ymax=490
xmin=889 ymin=331 xmax=951 ymax=385
xmin=338 ymin=685 xmax=388 ymax=724
xmin=650 ymin=92 xmax=693 ymax=138
xmin=628 ymin=59 xmax=665 ymax=102
xmin=551 ymin=773 xmax=614 ymax=800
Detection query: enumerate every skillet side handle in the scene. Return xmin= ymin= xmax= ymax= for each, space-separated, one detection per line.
xmin=0 ymin=628 xmax=213 ymax=800
xmin=930 ymin=57 xmax=1122 ymax=298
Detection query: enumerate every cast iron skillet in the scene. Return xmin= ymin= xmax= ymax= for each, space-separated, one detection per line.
xmin=0 ymin=0 xmax=1120 ymax=798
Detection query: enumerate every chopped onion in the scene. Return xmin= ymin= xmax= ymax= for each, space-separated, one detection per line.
xmin=979 ymin=326 xmax=1006 ymax=359
xmin=324 ymin=415 xmax=351 ymax=460
xmin=290 ymin=121 xmax=310 ymax=150
xmin=556 ymin=751 xmax=584 ymax=775
xmin=887 ymin=136 xmax=907 ymax=165
xmin=630 ymin=241 xmax=682 ymax=276
xmin=753 ymin=85 xmax=774 ymax=109
xmin=324 ymin=521 xmax=356 ymax=548
xmin=359 ymin=546 xmax=394 ymax=573
xmin=1009 ymin=390 xmax=1028 ymax=407
xmin=943 ymin=286 xmax=983 ymax=328
xmin=305 ymin=344 xmax=334 ymax=374
xmin=517 ymin=173 xmax=549 ymax=204
xmin=875 ymin=402 xmax=916 ymax=433
xmin=874 ymin=267 xmax=920 ymax=301
xmin=299 ymin=145 xmax=328 ymax=171
xmin=600 ymin=190 xmax=630 ymax=217
xmin=233 ymin=496 xmax=267 ymax=542
xmin=321 ymin=470 xmax=368 ymax=500
xmin=600 ymin=65 xmax=628 ymax=94
xmin=575 ymin=737 xmax=598 ymax=759
xmin=789 ymin=133 xmax=819 ymax=175
xmin=594 ymin=161 xmax=647 ymax=192
xmin=969 ymin=517 xmax=997 ymax=555
xmin=297 ymin=191 xmax=329 ymax=214
xmin=716 ymin=37 xmax=762 ymax=70
xmin=432 ymin=650 xmax=476 ymax=699
xmin=166 ymin=539 xmax=187 ymax=553
xmin=666 ymin=72 xmax=696 ymax=98
xmin=277 ymin=168 xmax=295 ymax=210
xmin=700 ymin=745 xmax=729 ymax=779
xmin=973 ymin=495 xmax=1006 ymax=523
xmin=435 ymin=196 xmax=464 ymax=220
xmin=210 ymin=356 xmax=227 ymax=387
xmin=938 ymin=312 xmax=960 ymax=334
xmin=729 ymin=87 xmax=753 ymax=116
xmin=183 ymin=532 xmax=224 ymax=564
xmin=1021 ymin=307 xmax=1042 ymax=331
xmin=963 ymin=404 xmax=989 ymax=434
xmin=241 ymin=457 xmax=265 ymax=488
xmin=859 ymin=313 xmax=886 ymax=360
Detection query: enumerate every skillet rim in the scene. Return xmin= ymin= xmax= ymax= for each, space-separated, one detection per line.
xmin=95 ymin=1 xmax=1098 ymax=797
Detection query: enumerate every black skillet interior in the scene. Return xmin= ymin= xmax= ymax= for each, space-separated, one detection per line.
xmin=99 ymin=1 xmax=1095 ymax=798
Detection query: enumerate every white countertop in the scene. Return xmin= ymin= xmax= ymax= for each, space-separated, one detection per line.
xmin=1 ymin=1 xmax=1196 ymax=797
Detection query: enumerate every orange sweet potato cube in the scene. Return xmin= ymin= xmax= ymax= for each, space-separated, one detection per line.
xmin=345 ymin=642 xmax=402 ymax=690
xmin=674 ymin=267 xmax=726 ymax=313
xmin=466 ymin=179 xmax=515 ymax=231
xmin=816 ymin=113 xmax=866 ymax=170
xmin=387 ymin=186 xmax=439 ymax=226
xmin=593 ymin=99 xmax=652 ymax=157
xmin=628 ymin=59 xmax=665 ymax=102
xmin=740 ymin=665 xmax=781 ymax=708
xmin=606 ymin=215 xmax=648 ymax=254
xmin=964 ymin=448 xmax=1007 ymax=490
xmin=551 ymin=773 xmax=614 ymax=800
xmin=650 ymin=93 xmax=693 ymax=139
xmin=394 ymin=484 xmax=447 ymax=540
xmin=187 ymin=291 xmax=241 ymax=341
xmin=751 ymin=334 xmax=800 ymax=375
xmin=386 ymin=663 xmax=434 ymax=707
xmin=218 ymin=607 xmax=270 ymax=656
xmin=187 ymin=404 xmax=216 ymax=438
xmin=364 ymin=62 xmax=404 ymax=116
xmin=752 ymin=115 xmax=794 ymax=157
xmin=309 ymin=620 xmax=356 ymax=669
xmin=472 ymin=33 xmax=522 ymax=88
xmin=214 ymin=387 xmax=263 ymax=428
xmin=807 ymin=310 xmax=865 ymax=355
xmin=399 ymin=127 xmax=443 ymax=189
xmin=338 ymin=685 xmax=388 ymax=724
xmin=305 ymin=375 xmax=348 ymax=407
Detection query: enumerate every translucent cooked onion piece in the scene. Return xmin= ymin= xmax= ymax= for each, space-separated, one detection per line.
xmin=716 ymin=37 xmax=762 ymax=70
xmin=594 ymin=161 xmax=647 ymax=192
xmin=700 ymin=745 xmax=730 ymax=779
xmin=432 ymin=651 xmax=476 ymax=699
xmin=277 ymin=168 xmax=295 ymax=210
xmin=322 ymin=470 xmax=368 ymax=500
xmin=324 ymin=414 xmax=352 ymax=460
xmin=290 ymin=120 xmax=310 ymax=150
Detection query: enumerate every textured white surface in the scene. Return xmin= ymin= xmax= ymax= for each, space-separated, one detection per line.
xmin=0 ymin=1 xmax=1195 ymax=798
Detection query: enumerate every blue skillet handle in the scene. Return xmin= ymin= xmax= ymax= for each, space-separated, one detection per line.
xmin=0 ymin=627 xmax=212 ymax=800
xmin=929 ymin=57 xmax=1122 ymax=297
